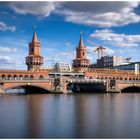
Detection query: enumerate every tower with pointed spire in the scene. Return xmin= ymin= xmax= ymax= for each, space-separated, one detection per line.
xmin=73 ymin=33 xmax=89 ymax=72
xmin=26 ymin=30 xmax=44 ymax=70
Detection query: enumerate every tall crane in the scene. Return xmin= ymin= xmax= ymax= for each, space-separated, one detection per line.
xmin=87 ymin=40 xmax=106 ymax=59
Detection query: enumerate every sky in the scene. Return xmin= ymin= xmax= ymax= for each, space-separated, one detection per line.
xmin=1 ymin=1 xmax=140 ymax=69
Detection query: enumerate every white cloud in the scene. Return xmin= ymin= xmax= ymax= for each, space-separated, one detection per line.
xmin=0 ymin=56 xmax=21 ymax=66
xmin=44 ymin=48 xmax=56 ymax=52
xmin=0 ymin=21 xmax=16 ymax=32
xmin=52 ymin=51 xmax=75 ymax=62
xmin=0 ymin=47 xmax=17 ymax=53
xmin=0 ymin=11 xmax=9 ymax=15
xmin=59 ymin=51 xmax=75 ymax=57
xmin=90 ymin=29 xmax=140 ymax=48
xmin=8 ymin=2 xmax=56 ymax=18
xmin=56 ymin=1 xmax=140 ymax=27
xmin=6 ymin=1 xmax=140 ymax=27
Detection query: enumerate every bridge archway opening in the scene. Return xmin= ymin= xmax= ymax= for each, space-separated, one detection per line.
xmin=121 ymin=86 xmax=140 ymax=93
xmin=24 ymin=75 xmax=29 ymax=80
xmin=2 ymin=74 xmax=6 ymax=79
xmin=30 ymin=75 xmax=34 ymax=79
xmin=6 ymin=85 xmax=50 ymax=94
xmin=19 ymin=75 xmax=23 ymax=80
xmin=8 ymin=75 xmax=12 ymax=80
xmin=39 ymin=75 xmax=44 ymax=79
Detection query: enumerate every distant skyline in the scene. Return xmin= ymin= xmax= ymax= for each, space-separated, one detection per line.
xmin=1 ymin=1 xmax=140 ymax=69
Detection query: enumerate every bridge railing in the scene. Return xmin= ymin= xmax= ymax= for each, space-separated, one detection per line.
xmin=117 ymin=80 xmax=140 ymax=83
xmin=0 ymin=78 xmax=52 ymax=83
xmin=69 ymin=78 xmax=106 ymax=83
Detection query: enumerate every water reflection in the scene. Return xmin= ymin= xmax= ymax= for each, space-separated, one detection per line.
xmin=0 ymin=93 xmax=140 ymax=138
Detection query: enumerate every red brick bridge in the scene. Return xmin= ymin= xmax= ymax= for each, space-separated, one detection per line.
xmin=0 ymin=69 xmax=52 ymax=93
xmin=1 ymin=68 xmax=140 ymax=93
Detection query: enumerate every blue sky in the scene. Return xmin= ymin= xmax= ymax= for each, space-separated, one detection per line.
xmin=1 ymin=1 xmax=140 ymax=69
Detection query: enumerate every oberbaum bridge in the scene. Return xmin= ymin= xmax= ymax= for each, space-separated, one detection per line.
xmin=1 ymin=31 xmax=140 ymax=94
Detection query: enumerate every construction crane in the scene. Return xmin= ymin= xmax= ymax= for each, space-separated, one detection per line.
xmin=87 ymin=40 xmax=106 ymax=59
xmin=124 ymin=57 xmax=132 ymax=63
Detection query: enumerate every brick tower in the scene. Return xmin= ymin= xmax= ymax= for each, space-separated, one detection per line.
xmin=73 ymin=33 xmax=89 ymax=72
xmin=26 ymin=31 xmax=44 ymax=70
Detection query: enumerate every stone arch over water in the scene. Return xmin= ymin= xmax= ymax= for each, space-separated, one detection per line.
xmin=121 ymin=86 xmax=140 ymax=93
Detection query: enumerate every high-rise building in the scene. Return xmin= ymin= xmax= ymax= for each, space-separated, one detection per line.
xmin=73 ymin=33 xmax=89 ymax=72
xmin=26 ymin=31 xmax=44 ymax=70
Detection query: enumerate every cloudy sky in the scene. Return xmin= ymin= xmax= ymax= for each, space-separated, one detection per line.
xmin=1 ymin=1 xmax=140 ymax=69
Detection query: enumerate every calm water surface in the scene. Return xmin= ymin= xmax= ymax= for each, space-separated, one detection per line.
xmin=0 ymin=93 xmax=140 ymax=138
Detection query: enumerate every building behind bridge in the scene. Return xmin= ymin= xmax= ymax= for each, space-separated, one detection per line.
xmin=54 ymin=62 xmax=72 ymax=73
xmin=96 ymin=55 xmax=123 ymax=69
xmin=113 ymin=62 xmax=140 ymax=71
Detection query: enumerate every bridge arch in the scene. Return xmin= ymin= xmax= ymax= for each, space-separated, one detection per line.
xmin=2 ymin=74 xmax=6 ymax=79
xmin=24 ymin=75 xmax=29 ymax=80
xmin=124 ymin=78 xmax=127 ymax=80
xmin=39 ymin=75 xmax=44 ymax=79
xmin=19 ymin=75 xmax=23 ymax=80
xmin=7 ymin=75 xmax=12 ymax=80
xmin=121 ymin=85 xmax=140 ymax=93
xmin=30 ymin=75 xmax=34 ymax=79
xmin=5 ymin=84 xmax=51 ymax=93
xmin=13 ymin=75 xmax=17 ymax=80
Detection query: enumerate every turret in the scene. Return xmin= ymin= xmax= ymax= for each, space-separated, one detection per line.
xmin=26 ymin=31 xmax=44 ymax=70
xmin=73 ymin=33 xmax=89 ymax=72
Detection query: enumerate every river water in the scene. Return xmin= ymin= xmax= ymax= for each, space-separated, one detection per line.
xmin=0 ymin=93 xmax=140 ymax=138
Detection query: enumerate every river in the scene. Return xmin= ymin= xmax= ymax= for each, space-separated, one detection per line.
xmin=0 ymin=93 xmax=140 ymax=138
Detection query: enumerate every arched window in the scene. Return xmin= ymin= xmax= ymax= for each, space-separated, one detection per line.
xmin=19 ymin=75 xmax=23 ymax=80
xmin=2 ymin=75 xmax=6 ymax=80
xmin=8 ymin=75 xmax=12 ymax=80
xmin=30 ymin=75 xmax=34 ymax=79
xmin=31 ymin=47 xmax=34 ymax=53
xmin=39 ymin=75 xmax=44 ymax=80
xmin=13 ymin=75 xmax=17 ymax=80
xmin=24 ymin=75 xmax=28 ymax=80
xmin=89 ymin=76 xmax=92 ymax=79
xmin=83 ymin=52 xmax=85 ymax=55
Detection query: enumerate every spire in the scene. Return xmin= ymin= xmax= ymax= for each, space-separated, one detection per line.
xmin=32 ymin=31 xmax=38 ymax=43
xmin=78 ymin=32 xmax=84 ymax=48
